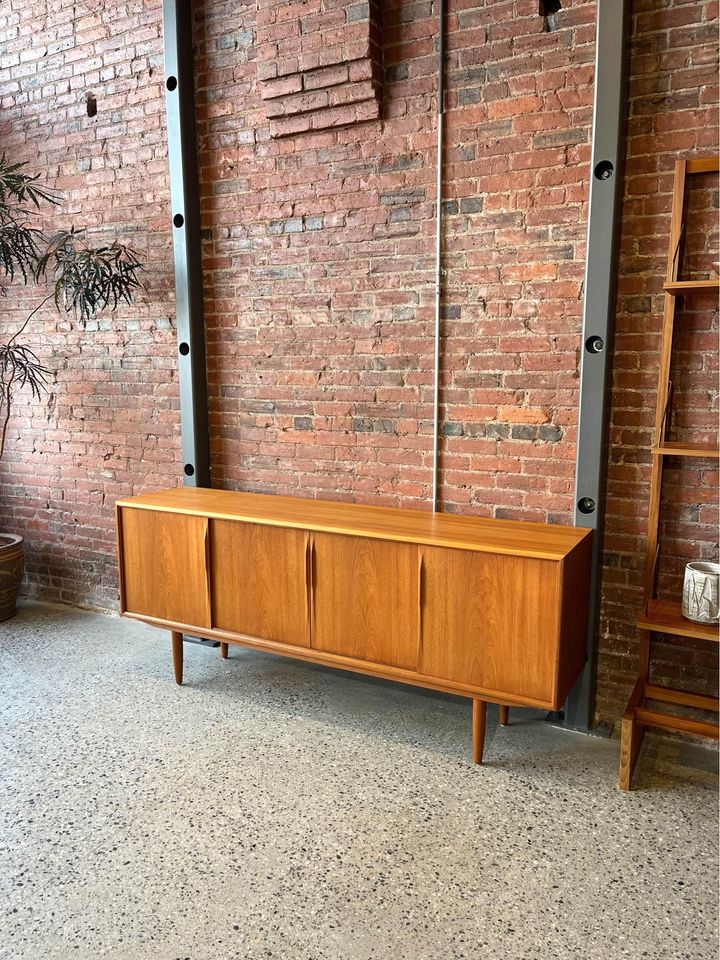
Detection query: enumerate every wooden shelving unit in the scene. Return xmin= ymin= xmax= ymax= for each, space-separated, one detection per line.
xmin=651 ymin=440 xmax=720 ymax=458
xmin=663 ymin=279 xmax=719 ymax=295
xmin=637 ymin=598 xmax=719 ymax=644
xmin=619 ymin=156 xmax=720 ymax=791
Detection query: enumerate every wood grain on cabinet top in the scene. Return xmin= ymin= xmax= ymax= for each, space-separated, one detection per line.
xmin=117 ymin=488 xmax=590 ymax=561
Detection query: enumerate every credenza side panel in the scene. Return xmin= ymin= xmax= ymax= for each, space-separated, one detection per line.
xmin=312 ymin=532 xmax=420 ymax=670
xmin=119 ymin=507 xmax=211 ymax=628
xmin=554 ymin=534 xmax=593 ymax=706
xmin=210 ymin=520 xmax=310 ymax=648
xmin=419 ymin=547 xmax=560 ymax=703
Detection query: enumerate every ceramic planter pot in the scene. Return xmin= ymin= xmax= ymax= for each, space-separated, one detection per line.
xmin=682 ymin=560 xmax=720 ymax=624
xmin=0 ymin=534 xmax=24 ymax=621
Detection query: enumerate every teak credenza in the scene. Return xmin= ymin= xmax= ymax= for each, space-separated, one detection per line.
xmin=116 ymin=488 xmax=592 ymax=764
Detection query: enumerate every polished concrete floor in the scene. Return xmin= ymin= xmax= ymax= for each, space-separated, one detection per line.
xmin=0 ymin=602 xmax=717 ymax=960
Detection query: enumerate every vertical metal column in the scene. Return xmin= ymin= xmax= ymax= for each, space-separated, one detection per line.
xmin=431 ymin=0 xmax=446 ymax=513
xmin=563 ymin=0 xmax=629 ymax=730
xmin=163 ymin=0 xmax=211 ymax=488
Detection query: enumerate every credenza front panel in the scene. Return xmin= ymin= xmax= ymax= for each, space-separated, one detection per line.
xmin=116 ymin=490 xmax=592 ymax=714
xmin=311 ymin=532 xmax=420 ymax=670
xmin=120 ymin=508 xmax=211 ymax=628
xmin=419 ymin=547 xmax=559 ymax=702
xmin=210 ymin=520 xmax=310 ymax=648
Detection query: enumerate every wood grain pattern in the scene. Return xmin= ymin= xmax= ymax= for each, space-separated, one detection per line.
xmin=686 ymin=157 xmax=720 ymax=174
xmin=620 ymin=156 xmax=720 ymax=790
xmin=473 ymin=699 xmax=486 ymax=764
xmin=311 ymin=532 xmax=419 ymax=669
xmin=634 ymin=707 xmax=719 ymax=740
xmin=637 ymin=598 xmax=719 ymax=643
xmin=663 ymin=278 xmax=720 ymax=294
xmin=116 ymin=488 xmax=589 ymax=561
xmin=116 ymin=488 xmax=594 ymax=767
xmin=651 ymin=440 xmax=719 ymax=458
xmin=619 ymin=676 xmax=646 ymax=791
xmin=211 ymin=520 xmax=309 ymax=647
xmin=555 ymin=535 xmax=593 ymax=707
xmin=643 ymin=158 xmax=687 ymax=601
xmin=419 ymin=547 xmax=560 ymax=705
xmin=124 ymin=608 xmax=557 ymax=709
xmin=644 ymin=684 xmax=719 ymax=712
xmin=120 ymin=508 xmax=210 ymax=627
xmin=171 ymin=631 xmax=183 ymax=686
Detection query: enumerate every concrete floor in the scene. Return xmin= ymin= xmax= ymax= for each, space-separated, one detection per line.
xmin=0 ymin=603 xmax=717 ymax=960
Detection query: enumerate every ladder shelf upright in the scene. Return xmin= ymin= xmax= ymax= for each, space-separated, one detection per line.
xmin=619 ymin=155 xmax=720 ymax=791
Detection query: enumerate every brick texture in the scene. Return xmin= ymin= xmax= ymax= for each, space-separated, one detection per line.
xmin=597 ymin=0 xmax=719 ymax=719
xmin=0 ymin=0 xmax=717 ymax=726
xmin=256 ymin=0 xmax=382 ymax=137
xmin=0 ymin=0 xmax=181 ymax=608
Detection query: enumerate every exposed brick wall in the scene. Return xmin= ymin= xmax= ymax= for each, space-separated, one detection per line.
xmin=0 ymin=0 xmax=717 ymax=726
xmin=198 ymin=0 xmax=595 ymax=516
xmin=256 ymin=0 xmax=382 ymax=137
xmin=0 ymin=0 xmax=181 ymax=608
xmin=597 ymin=0 xmax=719 ymax=720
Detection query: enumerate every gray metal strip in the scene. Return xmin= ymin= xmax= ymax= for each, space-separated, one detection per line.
xmin=163 ymin=0 xmax=211 ymax=487
xmin=563 ymin=0 xmax=629 ymax=730
xmin=432 ymin=0 xmax=446 ymax=512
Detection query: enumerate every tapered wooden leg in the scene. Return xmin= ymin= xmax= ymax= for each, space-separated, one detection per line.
xmin=472 ymin=699 xmax=487 ymax=765
xmin=171 ymin=631 xmax=183 ymax=686
xmin=220 ymin=642 xmax=229 ymax=660
xmin=499 ymin=705 xmax=509 ymax=726
xmin=619 ymin=713 xmax=645 ymax=791
xmin=619 ymin=677 xmax=646 ymax=791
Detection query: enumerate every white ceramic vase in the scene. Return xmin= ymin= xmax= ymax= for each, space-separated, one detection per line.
xmin=681 ymin=561 xmax=720 ymax=624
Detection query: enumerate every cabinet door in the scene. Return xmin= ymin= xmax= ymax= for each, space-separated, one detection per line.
xmin=419 ymin=547 xmax=559 ymax=703
xmin=119 ymin=508 xmax=211 ymax=627
xmin=211 ymin=521 xmax=310 ymax=647
xmin=311 ymin=532 xmax=419 ymax=669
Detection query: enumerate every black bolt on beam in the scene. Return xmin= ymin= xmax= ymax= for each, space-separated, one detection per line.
xmin=163 ymin=0 xmax=210 ymax=488
xmin=561 ymin=0 xmax=629 ymax=732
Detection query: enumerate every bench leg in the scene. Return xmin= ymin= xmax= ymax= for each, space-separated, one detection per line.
xmin=472 ymin=699 xmax=487 ymax=765
xmin=499 ymin=705 xmax=509 ymax=726
xmin=220 ymin=642 xmax=229 ymax=660
xmin=171 ymin=630 xmax=183 ymax=686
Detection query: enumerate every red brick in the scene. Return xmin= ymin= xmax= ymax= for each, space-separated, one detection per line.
xmin=0 ymin=0 xmax=717 ymax=731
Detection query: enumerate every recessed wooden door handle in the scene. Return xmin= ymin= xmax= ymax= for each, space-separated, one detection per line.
xmin=417 ymin=552 xmax=424 ymax=660
xmin=307 ymin=536 xmax=316 ymax=646
xmin=304 ymin=534 xmax=311 ymax=642
xmin=203 ymin=521 xmax=212 ymax=622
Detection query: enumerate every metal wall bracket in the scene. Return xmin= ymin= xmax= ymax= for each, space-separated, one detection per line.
xmin=562 ymin=0 xmax=629 ymax=731
xmin=163 ymin=0 xmax=211 ymax=488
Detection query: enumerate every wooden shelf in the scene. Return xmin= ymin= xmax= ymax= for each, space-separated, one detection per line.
xmin=638 ymin=598 xmax=719 ymax=643
xmin=620 ymin=155 xmax=720 ymax=790
xmin=652 ymin=440 xmax=720 ymax=458
xmin=663 ymin=279 xmax=719 ymax=294
xmin=687 ymin=157 xmax=720 ymax=174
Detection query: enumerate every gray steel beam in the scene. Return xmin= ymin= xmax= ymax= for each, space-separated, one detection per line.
xmin=432 ymin=0 xmax=446 ymax=512
xmin=163 ymin=0 xmax=211 ymax=487
xmin=563 ymin=0 xmax=629 ymax=730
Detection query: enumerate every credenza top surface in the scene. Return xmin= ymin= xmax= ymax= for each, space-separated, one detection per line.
xmin=117 ymin=488 xmax=590 ymax=561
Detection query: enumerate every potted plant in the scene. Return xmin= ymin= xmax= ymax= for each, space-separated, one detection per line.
xmin=0 ymin=157 xmax=142 ymax=619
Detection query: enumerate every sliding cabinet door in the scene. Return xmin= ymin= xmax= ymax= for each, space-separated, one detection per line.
xmin=119 ymin=507 xmax=211 ymax=627
xmin=311 ymin=533 xmax=419 ymax=670
xmin=419 ymin=547 xmax=559 ymax=704
xmin=211 ymin=521 xmax=310 ymax=647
